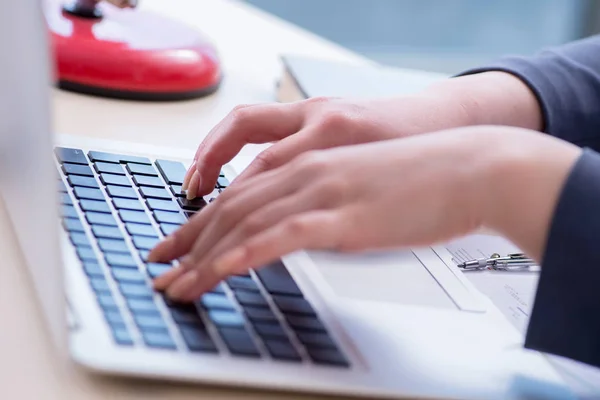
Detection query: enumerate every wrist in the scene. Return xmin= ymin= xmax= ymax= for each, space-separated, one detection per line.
xmin=423 ymin=71 xmax=544 ymax=132
xmin=478 ymin=128 xmax=581 ymax=260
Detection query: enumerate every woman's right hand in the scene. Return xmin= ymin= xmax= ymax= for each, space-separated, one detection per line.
xmin=183 ymin=71 xmax=543 ymax=199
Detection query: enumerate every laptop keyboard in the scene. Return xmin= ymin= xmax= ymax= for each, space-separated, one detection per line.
xmin=55 ymin=147 xmax=349 ymax=367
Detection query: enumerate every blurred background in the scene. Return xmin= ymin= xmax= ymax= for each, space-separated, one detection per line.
xmin=245 ymin=0 xmax=595 ymax=74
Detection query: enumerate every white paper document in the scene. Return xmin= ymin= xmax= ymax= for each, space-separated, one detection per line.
xmin=445 ymin=234 xmax=600 ymax=398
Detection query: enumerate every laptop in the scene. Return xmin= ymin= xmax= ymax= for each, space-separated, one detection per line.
xmin=0 ymin=1 xmax=576 ymax=399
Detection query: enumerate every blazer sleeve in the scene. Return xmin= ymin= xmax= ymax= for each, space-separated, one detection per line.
xmin=457 ymin=36 xmax=600 ymax=369
xmin=459 ymin=34 xmax=600 ymax=151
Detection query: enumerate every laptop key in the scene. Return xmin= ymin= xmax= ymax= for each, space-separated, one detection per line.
xmin=169 ymin=308 xmax=204 ymax=326
xmin=252 ymin=322 xmax=287 ymax=339
xmin=255 ymin=261 xmax=303 ymax=297
xmin=113 ymin=198 xmax=144 ymax=211
xmin=94 ymin=162 xmax=125 ymax=175
xmin=62 ymin=163 xmax=94 ymax=177
xmin=146 ymin=198 xmax=179 ymax=212
xmin=234 ymin=291 xmax=268 ymax=307
xmin=104 ymin=310 xmax=126 ymax=326
xmin=88 ymin=151 xmax=151 ymax=165
xmin=264 ymin=339 xmax=302 ymax=362
xmin=138 ymin=250 xmax=150 ymax=262
xmin=119 ymin=283 xmax=154 ymax=299
xmin=296 ymin=331 xmax=337 ymax=349
xmin=105 ymin=253 xmax=138 ymax=268
xmin=79 ymin=199 xmax=111 ymax=214
xmin=180 ymin=327 xmax=218 ymax=352
xmin=227 ymin=276 xmax=259 ymax=292
xmin=112 ymin=327 xmax=134 ymax=346
xmin=70 ymin=232 xmax=91 ymax=248
xmin=208 ymin=310 xmax=245 ymax=328
xmin=73 ymin=187 xmax=105 ymax=201
xmin=127 ymin=163 xmax=158 ymax=176
xmin=61 ymin=204 xmax=78 ymax=219
xmin=119 ymin=210 xmax=151 ymax=225
xmin=160 ymin=223 xmax=179 ymax=236
xmin=217 ymin=176 xmax=230 ymax=188
xmin=83 ymin=261 xmax=103 ymax=277
xmin=125 ymin=222 xmax=158 ymax=238
xmin=139 ymin=186 xmax=171 ymax=200
xmin=177 ymin=197 xmax=207 ymax=211
xmin=86 ymin=211 xmax=118 ymax=226
xmin=146 ymin=263 xmax=172 ymax=278
xmin=273 ymin=296 xmax=316 ymax=316
xmin=97 ymin=294 xmax=118 ymax=310
xmin=200 ymin=293 xmax=235 ymax=310
xmin=91 ymin=225 xmax=123 ymax=240
xmin=286 ymin=316 xmax=326 ymax=332
xmin=112 ymin=268 xmax=146 ymax=284
xmin=243 ymin=306 xmax=278 ymax=323
xmin=67 ymin=175 xmax=99 ymax=188
xmin=218 ymin=327 xmax=260 ymax=357
xmin=134 ymin=315 xmax=169 ymax=332
xmin=105 ymin=185 xmax=138 ymax=199
xmin=132 ymin=236 xmax=159 ymax=250
xmin=97 ymin=238 xmax=129 ymax=254
xmin=169 ymin=184 xmax=186 ymax=198
xmin=77 ymin=247 xmax=97 ymax=262
xmin=133 ymin=175 xmax=164 ymax=188
xmin=90 ymin=277 xmax=111 ymax=293
xmin=155 ymin=159 xmax=187 ymax=185
xmin=100 ymin=173 xmax=131 ymax=187
xmin=63 ymin=218 xmax=85 ymax=232
xmin=153 ymin=211 xmax=186 ymax=225
xmin=142 ymin=331 xmax=176 ymax=350
xmin=184 ymin=211 xmax=196 ymax=219
xmin=127 ymin=298 xmax=160 ymax=315
xmin=55 ymin=147 xmax=88 ymax=165
xmin=306 ymin=347 xmax=349 ymax=367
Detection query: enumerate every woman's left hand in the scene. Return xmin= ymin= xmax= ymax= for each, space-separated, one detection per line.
xmin=149 ymin=126 xmax=580 ymax=302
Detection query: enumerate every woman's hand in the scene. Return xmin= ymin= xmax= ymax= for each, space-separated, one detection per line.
xmin=149 ymin=126 xmax=580 ymax=302
xmin=182 ymin=71 xmax=543 ymax=199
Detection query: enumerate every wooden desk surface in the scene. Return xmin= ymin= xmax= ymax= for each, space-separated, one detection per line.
xmin=0 ymin=1 xmax=374 ymax=399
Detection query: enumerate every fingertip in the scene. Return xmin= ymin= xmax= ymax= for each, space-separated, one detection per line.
xmin=147 ymin=235 xmax=174 ymax=263
xmin=152 ymin=265 xmax=185 ymax=291
xmin=186 ymin=170 xmax=201 ymax=199
xmin=182 ymin=160 xmax=197 ymax=191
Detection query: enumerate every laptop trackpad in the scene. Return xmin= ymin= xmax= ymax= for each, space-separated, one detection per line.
xmin=307 ymin=249 xmax=457 ymax=309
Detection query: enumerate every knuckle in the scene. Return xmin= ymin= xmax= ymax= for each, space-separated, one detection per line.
xmin=296 ymin=151 xmax=330 ymax=175
xmin=240 ymin=214 xmax=265 ymax=235
xmin=303 ymin=96 xmax=332 ymax=106
xmin=320 ymin=109 xmax=350 ymax=131
xmin=229 ymin=104 xmax=253 ymax=123
xmin=253 ymin=149 xmax=278 ymax=171
xmin=284 ymin=216 xmax=311 ymax=237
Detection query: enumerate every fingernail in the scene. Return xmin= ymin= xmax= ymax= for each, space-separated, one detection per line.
xmin=186 ymin=170 xmax=201 ymax=200
xmin=147 ymin=235 xmax=174 ymax=262
xmin=214 ymin=247 xmax=246 ymax=276
xmin=166 ymin=269 xmax=199 ymax=300
xmin=182 ymin=160 xmax=197 ymax=191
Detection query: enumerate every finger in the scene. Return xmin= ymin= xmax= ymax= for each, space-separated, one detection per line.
xmin=173 ymin=211 xmax=344 ymax=301
xmin=152 ymin=264 xmax=186 ymax=291
xmin=182 ymin=158 xmax=311 ymax=267
xmin=181 ymin=184 xmax=327 ymax=285
xmin=228 ymin=127 xmax=322 ymax=188
xmin=147 ymin=203 xmax=218 ymax=263
xmin=181 ymin=160 xmax=197 ymax=191
xmin=148 ymin=164 xmax=288 ymax=264
xmin=191 ymin=102 xmax=306 ymax=196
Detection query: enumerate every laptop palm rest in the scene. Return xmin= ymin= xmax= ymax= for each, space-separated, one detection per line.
xmin=304 ymin=247 xmax=485 ymax=312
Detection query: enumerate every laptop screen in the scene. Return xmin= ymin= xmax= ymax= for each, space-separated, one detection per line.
xmin=0 ymin=0 xmax=65 ymax=351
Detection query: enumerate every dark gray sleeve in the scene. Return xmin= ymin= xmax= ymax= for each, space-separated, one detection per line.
xmin=459 ymin=34 xmax=600 ymax=151
xmin=457 ymin=36 xmax=600 ymax=369
xmin=524 ymin=148 xmax=600 ymax=370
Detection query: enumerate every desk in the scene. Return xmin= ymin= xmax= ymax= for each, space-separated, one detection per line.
xmin=0 ymin=1 xmax=382 ymax=399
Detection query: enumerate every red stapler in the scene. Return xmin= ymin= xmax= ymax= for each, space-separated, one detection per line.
xmin=44 ymin=0 xmax=223 ymax=101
